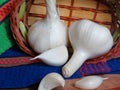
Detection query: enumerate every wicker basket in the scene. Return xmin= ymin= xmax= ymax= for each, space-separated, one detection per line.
xmin=10 ymin=0 xmax=120 ymax=64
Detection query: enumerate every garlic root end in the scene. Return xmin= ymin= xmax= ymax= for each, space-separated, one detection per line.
xmin=62 ymin=66 xmax=71 ymax=78
xmin=29 ymin=56 xmax=39 ymax=60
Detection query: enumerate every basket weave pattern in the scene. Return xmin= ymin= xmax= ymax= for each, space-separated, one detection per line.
xmin=10 ymin=0 xmax=120 ymax=65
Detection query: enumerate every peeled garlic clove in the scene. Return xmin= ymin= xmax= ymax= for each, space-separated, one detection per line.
xmin=75 ymin=75 xmax=108 ymax=90
xmin=38 ymin=73 xmax=65 ymax=90
xmin=30 ymin=45 xmax=68 ymax=66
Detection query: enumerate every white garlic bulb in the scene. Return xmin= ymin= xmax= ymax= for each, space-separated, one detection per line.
xmin=62 ymin=19 xmax=113 ymax=77
xmin=28 ymin=0 xmax=68 ymax=53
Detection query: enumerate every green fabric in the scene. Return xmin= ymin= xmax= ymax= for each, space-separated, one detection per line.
xmin=0 ymin=0 xmax=8 ymax=6
xmin=0 ymin=17 xmax=14 ymax=55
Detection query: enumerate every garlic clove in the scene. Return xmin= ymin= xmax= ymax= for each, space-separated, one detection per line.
xmin=38 ymin=73 xmax=65 ymax=90
xmin=75 ymin=75 xmax=108 ymax=90
xmin=62 ymin=19 xmax=113 ymax=78
xmin=30 ymin=45 xmax=68 ymax=66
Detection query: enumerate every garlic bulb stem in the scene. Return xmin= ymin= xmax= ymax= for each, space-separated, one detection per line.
xmin=62 ymin=51 xmax=87 ymax=77
xmin=46 ymin=0 xmax=59 ymax=19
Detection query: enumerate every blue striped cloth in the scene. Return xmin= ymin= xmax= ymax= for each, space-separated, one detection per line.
xmin=0 ymin=46 xmax=119 ymax=88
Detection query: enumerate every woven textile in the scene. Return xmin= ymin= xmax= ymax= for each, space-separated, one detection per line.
xmin=0 ymin=0 xmax=15 ymax=54
xmin=0 ymin=0 xmax=15 ymax=22
xmin=0 ymin=46 xmax=119 ymax=88
xmin=0 ymin=0 xmax=120 ymax=88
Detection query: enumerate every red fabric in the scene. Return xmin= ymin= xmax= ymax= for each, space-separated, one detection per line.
xmin=0 ymin=57 xmax=40 ymax=67
xmin=0 ymin=0 xmax=15 ymax=22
